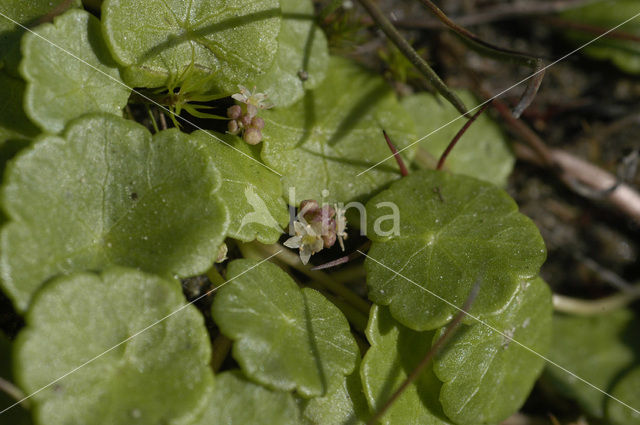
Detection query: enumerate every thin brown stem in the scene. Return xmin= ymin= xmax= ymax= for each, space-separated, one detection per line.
xmin=396 ymin=0 xmax=595 ymax=29
xmin=417 ymin=0 xmax=544 ymax=117
xmin=437 ymin=103 xmax=489 ymax=170
xmin=311 ymin=240 xmax=371 ymax=271
xmin=382 ymin=130 xmax=409 ymax=177
xmin=367 ymin=283 xmax=480 ymax=425
xmin=544 ymin=16 xmax=640 ymax=42
xmin=418 ymin=0 xmax=538 ymax=67
xmin=0 ymin=376 xmax=29 ymax=408
xmin=242 ymin=242 xmax=372 ymax=316
xmin=355 ymin=0 xmax=469 ymax=115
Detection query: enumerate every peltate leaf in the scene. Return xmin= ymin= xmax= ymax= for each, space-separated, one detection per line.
xmin=212 ymin=259 xmax=359 ymax=398
xmin=364 ymin=169 xmax=546 ymax=331
xmin=251 ymin=0 xmax=328 ymax=107
xmin=0 ymin=333 xmax=32 ymax=425
xmin=192 ymin=131 xmax=288 ymax=244
xmin=607 ymin=367 xmax=640 ymax=425
xmin=0 ymin=114 xmax=228 ymax=311
xmin=402 ymin=91 xmax=514 ymax=187
xmin=260 ymin=56 xmax=416 ymax=204
xmin=360 ymin=305 xmax=451 ymax=425
xmin=20 ymin=9 xmax=130 ymax=134
xmin=433 ymin=277 xmax=552 ymax=424
xmin=101 ymin=0 xmax=281 ymax=92
xmin=192 ymin=370 xmax=300 ymax=425
xmin=13 ymin=267 xmax=213 ymax=425
xmin=0 ymin=0 xmax=81 ymax=75
xmin=561 ymin=0 xmax=640 ymax=74
xmin=301 ymin=368 xmax=370 ymax=425
xmin=544 ymin=309 xmax=640 ymax=419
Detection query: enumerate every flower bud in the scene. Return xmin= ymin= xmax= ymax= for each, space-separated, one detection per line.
xmin=322 ymin=231 xmax=336 ymax=249
xmin=227 ymin=105 xmax=242 ymax=120
xmin=243 ymin=127 xmax=263 ymax=145
xmin=300 ymin=200 xmax=320 ymax=218
xmin=228 ymin=119 xmax=239 ymax=135
xmin=251 ymin=116 xmax=265 ymax=130
xmin=240 ymin=113 xmax=252 ymax=127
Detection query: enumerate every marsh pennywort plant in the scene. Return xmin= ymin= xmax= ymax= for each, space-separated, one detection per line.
xmin=0 ymin=0 xmax=566 ymax=424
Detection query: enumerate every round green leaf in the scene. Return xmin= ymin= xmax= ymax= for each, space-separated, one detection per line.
xmin=544 ymin=309 xmax=640 ymax=419
xmin=301 ymin=368 xmax=370 ymax=425
xmin=261 ymin=56 xmax=416 ymax=204
xmin=0 ymin=114 xmax=228 ymax=311
xmin=364 ymin=169 xmax=546 ymax=331
xmin=212 ymin=259 xmax=359 ymax=398
xmin=360 ymin=305 xmax=451 ymax=425
xmin=192 ymin=370 xmax=300 ymax=425
xmin=0 ymin=72 xmax=38 ymax=145
xmin=20 ymin=9 xmax=130 ymax=134
xmin=402 ymin=91 xmax=514 ymax=187
xmin=192 ymin=131 xmax=288 ymax=244
xmin=251 ymin=0 xmax=328 ymax=107
xmin=433 ymin=277 xmax=552 ymax=424
xmin=13 ymin=267 xmax=213 ymax=425
xmin=561 ymin=0 xmax=640 ymax=74
xmin=101 ymin=0 xmax=281 ymax=92
xmin=0 ymin=0 xmax=81 ymax=76
xmin=607 ymin=367 xmax=640 ymax=425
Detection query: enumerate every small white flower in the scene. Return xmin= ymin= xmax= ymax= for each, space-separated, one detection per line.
xmin=284 ymin=221 xmax=324 ymax=265
xmin=335 ymin=206 xmax=348 ymax=251
xmin=231 ymin=85 xmax=272 ymax=110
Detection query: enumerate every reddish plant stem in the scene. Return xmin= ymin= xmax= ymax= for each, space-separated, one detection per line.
xmin=437 ymin=103 xmax=489 ymax=170
xmin=311 ymin=240 xmax=371 ymax=271
xmin=544 ymin=17 xmax=640 ymax=42
xmin=383 ymin=130 xmax=409 ymax=177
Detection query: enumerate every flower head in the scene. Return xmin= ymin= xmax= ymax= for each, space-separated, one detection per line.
xmin=227 ymin=86 xmax=271 ymax=145
xmin=284 ymin=221 xmax=324 ymax=265
xmin=231 ymin=85 xmax=272 ymax=110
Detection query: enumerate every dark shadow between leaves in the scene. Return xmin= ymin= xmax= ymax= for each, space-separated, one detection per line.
xmin=327 ymin=84 xmax=389 ymax=147
xmin=302 ymin=290 xmax=329 ymax=397
xmin=298 ymin=147 xmax=400 ymax=174
xmin=294 ymin=91 xmax=317 ymax=148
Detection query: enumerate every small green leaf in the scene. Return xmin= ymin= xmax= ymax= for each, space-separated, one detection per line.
xmin=261 ymin=56 xmax=416 ymax=204
xmin=0 ymin=333 xmax=32 ymax=425
xmin=364 ymin=169 xmax=546 ymax=331
xmin=433 ymin=277 xmax=552 ymax=424
xmin=561 ymin=0 xmax=640 ymax=74
xmin=402 ymin=91 xmax=514 ymax=187
xmin=252 ymin=0 xmax=329 ymax=107
xmin=0 ymin=114 xmax=228 ymax=311
xmin=20 ymin=9 xmax=130 ymax=134
xmin=0 ymin=0 xmax=81 ymax=75
xmin=360 ymin=305 xmax=451 ymax=425
xmin=301 ymin=368 xmax=370 ymax=425
xmin=607 ymin=367 xmax=640 ymax=425
xmin=212 ymin=259 xmax=359 ymax=398
xmin=192 ymin=131 xmax=288 ymax=244
xmin=101 ymin=0 xmax=281 ymax=92
xmin=544 ymin=309 xmax=640 ymax=419
xmin=192 ymin=370 xmax=300 ymax=425
xmin=13 ymin=267 xmax=213 ymax=425
xmin=0 ymin=72 xmax=38 ymax=145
